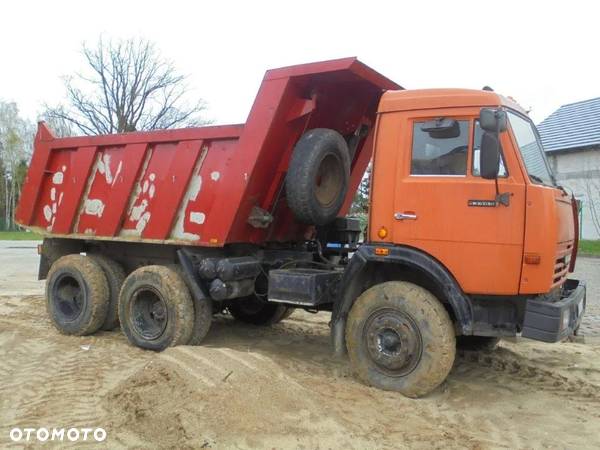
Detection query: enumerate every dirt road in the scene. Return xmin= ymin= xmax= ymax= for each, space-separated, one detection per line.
xmin=1 ymin=241 xmax=599 ymax=449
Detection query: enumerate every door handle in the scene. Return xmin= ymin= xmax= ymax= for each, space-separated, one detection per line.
xmin=394 ymin=212 xmax=417 ymax=220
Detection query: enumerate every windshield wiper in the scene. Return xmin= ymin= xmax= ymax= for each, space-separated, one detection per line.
xmin=529 ymin=173 xmax=561 ymax=189
xmin=556 ymin=184 xmax=570 ymax=196
xmin=529 ymin=174 xmax=545 ymax=184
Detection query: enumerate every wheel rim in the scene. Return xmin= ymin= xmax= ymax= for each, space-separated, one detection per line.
xmin=363 ymin=308 xmax=423 ymax=377
xmin=52 ymin=274 xmax=85 ymax=322
xmin=130 ymin=287 xmax=168 ymax=340
xmin=314 ymin=153 xmax=344 ymax=207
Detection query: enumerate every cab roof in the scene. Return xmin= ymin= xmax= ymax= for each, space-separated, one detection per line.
xmin=378 ymin=88 xmax=527 ymax=115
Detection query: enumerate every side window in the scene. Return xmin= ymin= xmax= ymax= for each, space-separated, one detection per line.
xmin=411 ymin=120 xmax=468 ymax=175
xmin=472 ymin=120 xmax=508 ymax=177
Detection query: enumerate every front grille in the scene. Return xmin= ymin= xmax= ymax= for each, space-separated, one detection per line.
xmin=551 ymin=243 xmax=572 ymax=288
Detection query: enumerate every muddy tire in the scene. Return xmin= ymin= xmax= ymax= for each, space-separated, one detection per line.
xmin=188 ymin=296 xmax=213 ymax=345
xmin=286 ymin=128 xmax=350 ymax=225
xmin=345 ymin=281 xmax=456 ymax=398
xmin=456 ymin=336 xmax=500 ymax=352
xmin=46 ymin=254 xmax=110 ymax=336
xmin=167 ymin=264 xmax=213 ymax=345
xmin=89 ymin=254 xmax=125 ymax=331
xmin=119 ymin=265 xmax=194 ymax=351
xmin=228 ymin=296 xmax=292 ymax=326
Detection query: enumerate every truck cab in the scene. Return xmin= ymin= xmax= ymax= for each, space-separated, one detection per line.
xmin=371 ymin=89 xmax=577 ymax=298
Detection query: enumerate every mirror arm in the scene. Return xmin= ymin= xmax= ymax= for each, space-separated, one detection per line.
xmin=493 ymin=114 xmax=510 ymax=207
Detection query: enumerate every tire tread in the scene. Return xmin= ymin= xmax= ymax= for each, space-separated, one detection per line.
xmin=46 ymin=254 xmax=109 ymax=336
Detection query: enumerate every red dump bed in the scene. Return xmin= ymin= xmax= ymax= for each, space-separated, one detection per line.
xmin=16 ymin=58 xmax=400 ymax=246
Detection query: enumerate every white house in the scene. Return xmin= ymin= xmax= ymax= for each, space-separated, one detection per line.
xmin=537 ymin=97 xmax=600 ymax=240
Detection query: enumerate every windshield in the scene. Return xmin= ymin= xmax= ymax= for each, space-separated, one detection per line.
xmin=507 ymin=111 xmax=554 ymax=186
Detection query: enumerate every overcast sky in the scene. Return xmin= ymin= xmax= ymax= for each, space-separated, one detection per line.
xmin=1 ymin=0 xmax=598 ymax=126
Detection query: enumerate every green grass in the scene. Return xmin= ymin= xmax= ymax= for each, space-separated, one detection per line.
xmin=0 ymin=231 xmax=42 ymax=240
xmin=579 ymin=239 xmax=600 ymax=256
xmin=0 ymin=230 xmax=597 ymax=256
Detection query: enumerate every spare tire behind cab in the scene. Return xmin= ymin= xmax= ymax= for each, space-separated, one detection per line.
xmin=286 ymin=128 xmax=351 ymax=226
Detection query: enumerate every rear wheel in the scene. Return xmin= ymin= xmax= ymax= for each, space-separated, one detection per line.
xmin=46 ymin=254 xmax=109 ymax=336
xmin=345 ymin=281 xmax=455 ymax=398
xmin=188 ymin=296 xmax=213 ymax=345
xmin=228 ymin=296 xmax=292 ymax=326
xmin=89 ymin=254 xmax=125 ymax=331
xmin=167 ymin=264 xmax=213 ymax=345
xmin=119 ymin=265 xmax=194 ymax=351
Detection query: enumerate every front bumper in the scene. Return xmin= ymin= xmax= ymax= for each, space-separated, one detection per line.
xmin=522 ymin=279 xmax=586 ymax=343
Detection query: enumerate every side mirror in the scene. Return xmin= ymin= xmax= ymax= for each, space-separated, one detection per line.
xmin=480 ymin=131 xmax=501 ymax=179
xmin=480 ymin=108 xmax=507 ymax=132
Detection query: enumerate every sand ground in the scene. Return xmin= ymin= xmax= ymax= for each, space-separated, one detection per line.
xmin=0 ymin=241 xmax=599 ymax=449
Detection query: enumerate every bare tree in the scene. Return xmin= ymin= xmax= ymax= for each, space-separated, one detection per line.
xmin=41 ymin=107 xmax=74 ymax=138
xmin=0 ymin=101 xmax=34 ymax=229
xmin=44 ymin=38 xmax=209 ymax=135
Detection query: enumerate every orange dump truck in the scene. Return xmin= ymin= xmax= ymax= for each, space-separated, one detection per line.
xmin=16 ymin=58 xmax=586 ymax=397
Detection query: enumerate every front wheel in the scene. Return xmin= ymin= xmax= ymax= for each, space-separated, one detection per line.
xmin=345 ymin=281 xmax=456 ymax=398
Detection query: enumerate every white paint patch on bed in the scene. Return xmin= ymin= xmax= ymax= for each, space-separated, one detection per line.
xmin=102 ymin=154 xmax=113 ymax=184
xmin=84 ymin=198 xmax=105 ymax=217
xmin=190 ymin=212 xmax=206 ymax=224
xmin=52 ymin=172 xmax=64 ymax=185
xmin=170 ymin=147 xmax=208 ymax=241
xmin=58 ymin=192 xmax=64 ymax=206
xmin=50 ymin=188 xmax=56 ymax=202
xmin=43 ymin=205 xmax=52 ymax=222
xmin=52 ymin=203 xmax=57 ymax=214
xmin=130 ymin=199 xmax=148 ymax=221
xmin=149 ymin=173 xmax=156 ymax=182
xmin=149 ymin=184 xmax=156 ymax=199
xmin=136 ymin=211 xmax=151 ymax=233
xmin=119 ymin=148 xmax=153 ymax=238
xmin=210 ymin=171 xmax=220 ymax=181
xmin=112 ymin=161 xmax=123 ymax=186
xmin=47 ymin=216 xmax=56 ymax=232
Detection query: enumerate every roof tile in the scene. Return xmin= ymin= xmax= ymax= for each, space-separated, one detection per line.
xmin=537 ymin=97 xmax=600 ymax=152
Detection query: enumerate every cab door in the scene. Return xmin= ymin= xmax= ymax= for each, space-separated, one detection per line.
xmin=391 ymin=109 xmax=526 ymax=295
